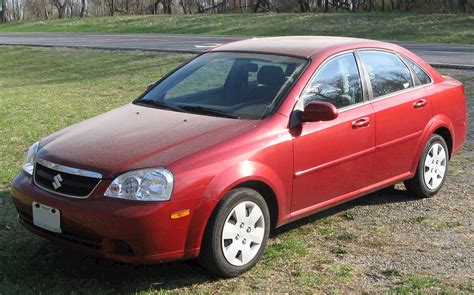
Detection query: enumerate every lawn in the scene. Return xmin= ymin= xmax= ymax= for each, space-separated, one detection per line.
xmin=0 ymin=13 xmax=473 ymax=44
xmin=0 ymin=46 xmax=473 ymax=294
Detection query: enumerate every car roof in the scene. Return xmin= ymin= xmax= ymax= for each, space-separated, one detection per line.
xmin=211 ymin=36 xmax=393 ymax=58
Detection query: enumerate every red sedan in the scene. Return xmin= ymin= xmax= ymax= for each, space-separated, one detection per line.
xmin=11 ymin=36 xmax=467 ymax=277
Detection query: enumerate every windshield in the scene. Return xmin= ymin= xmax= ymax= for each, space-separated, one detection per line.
xmin=135 ymin=52 xmax=308 ymax=120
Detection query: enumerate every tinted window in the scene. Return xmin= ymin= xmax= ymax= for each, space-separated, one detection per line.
xmin=401 ymin=56 xmax=432 ymax=85
xmin=139 ymin=52 xmax=307 ymax=120
xmin=165 ymin=59 xmax=233 ymax=100
xmin=301 ymin=53 xmax=363 ymax=109
xmin=360 ymin=51 xmax=413 ymax=98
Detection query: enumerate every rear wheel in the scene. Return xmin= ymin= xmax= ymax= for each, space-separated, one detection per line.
xmin=404 ymin=134 xmax=449 ymax=198
xmin=198 ymin=188 xmax=270 ymax=277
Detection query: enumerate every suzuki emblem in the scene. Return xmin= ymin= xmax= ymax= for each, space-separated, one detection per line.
xmin=52 ymin=174 xmax=63 ymax=190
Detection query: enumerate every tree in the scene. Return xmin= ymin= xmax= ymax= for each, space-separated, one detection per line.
xmin=80 ymin=0 xmax=88 ymax=17
xmin=351 ymin=0 xmax=358 ymax=11
xmin=1 ymin=0 xmax=7 ymax=22
xmin=298 ymin=0 xmax=311 ymax=11
xmin=52 ymin=0 xmax=70 ymax=18
xmin=163 ymin=0 xmax=172 ymax=13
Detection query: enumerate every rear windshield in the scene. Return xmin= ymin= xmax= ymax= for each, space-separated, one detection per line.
xmin=135 ymin=52 xmax=308 ymax=120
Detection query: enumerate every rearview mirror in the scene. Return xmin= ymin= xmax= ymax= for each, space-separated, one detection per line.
xmin=302 ymin=101 xmax=338 ymax=122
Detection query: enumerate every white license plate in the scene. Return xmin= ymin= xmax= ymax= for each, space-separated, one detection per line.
xmin=32 ymin=202 xmax=62 ymax=233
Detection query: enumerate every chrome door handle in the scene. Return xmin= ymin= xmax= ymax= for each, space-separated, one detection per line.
xmin=413 ymin=99 xmax=427 ymax=108
xmin=352 ymin=117 xmax=370 ymax=129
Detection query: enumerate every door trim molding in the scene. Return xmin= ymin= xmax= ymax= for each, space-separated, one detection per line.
xmin=294 ymin=147 xmax=375 ymax=178
xmin=377 ymin=131 xmax=422 ymax=151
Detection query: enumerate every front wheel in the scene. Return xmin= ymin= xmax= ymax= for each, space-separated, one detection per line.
xmin=404 ymin=134 xmax=449 ymax=198
xmin=198 ymin=188 xmax=270 ymax=277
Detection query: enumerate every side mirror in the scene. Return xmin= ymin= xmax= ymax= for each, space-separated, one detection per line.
xmin=147 ymin=83 xmax=155 ymax=90
xmin=302 ymin=101 xmax=338 ymax=122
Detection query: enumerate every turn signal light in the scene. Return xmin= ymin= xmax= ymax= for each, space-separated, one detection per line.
xmin=170 ymin=209 xmax=190 ymax=220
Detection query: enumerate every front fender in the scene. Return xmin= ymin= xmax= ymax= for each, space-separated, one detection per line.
xmin=183 ymin=160 xmax=290 ymax=257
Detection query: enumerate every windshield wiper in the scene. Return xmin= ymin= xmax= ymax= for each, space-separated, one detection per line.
xmin=137 ymin=99 xmax=184 ymax=112
xmin=178 ymin=105 xmax=241 ymax=119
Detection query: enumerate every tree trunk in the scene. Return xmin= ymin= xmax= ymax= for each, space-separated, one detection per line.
xmin=1 ymin=0 xmax=7 ymax=22
xmin=324 ymin=0 xmax=329 ymax=11
xmin=109 ymin=0 xmax=114 ymax=15
xmin=80 ymin=0 xmax=87 ymax=17
xmin=58 ymin=6 xmax=65 ymax=18
xmin=458 ymin=0 xmax=466 ymax=11
xmin=153 ymin=0 xmax=160 ymax=14
xmin=351 ymin=0 xmax=357 ymax=11
xmin=44 ymin=2 xmax=50 ymax=19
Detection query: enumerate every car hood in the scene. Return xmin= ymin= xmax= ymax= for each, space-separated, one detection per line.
xmin=38 ymin=103 xmax=259 ymax=179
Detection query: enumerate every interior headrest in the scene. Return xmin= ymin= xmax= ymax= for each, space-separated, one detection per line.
xmin=243 ymin=63 xmax=258 ymax=72
xmin=257 ymin=65 xmax=285 ymax=86
xmin=285 ymin=64 xmax=297 ymax=76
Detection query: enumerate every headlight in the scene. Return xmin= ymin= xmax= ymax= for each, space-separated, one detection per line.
xmin=105 ymin=168 xmax=174 ymax=201
xmin=22 ymin=141 xmax=39 ymax=175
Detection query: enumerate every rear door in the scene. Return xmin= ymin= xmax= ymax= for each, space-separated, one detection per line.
xmin=358 ymin=50 xmax=433 ymax=183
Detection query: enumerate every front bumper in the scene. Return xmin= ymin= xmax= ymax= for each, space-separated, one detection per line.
xmin=11 ymin=172 xmax=202 ymax=264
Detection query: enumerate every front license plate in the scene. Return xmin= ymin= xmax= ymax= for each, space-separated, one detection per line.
xmin=32 ymin=202 xmax=62 ymax=233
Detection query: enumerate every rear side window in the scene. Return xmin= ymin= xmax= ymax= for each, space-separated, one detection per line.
xmin=360 ymin=51 xmax=413 ymax=99
xmin=401 ymin=56 xmax=432 ymax=85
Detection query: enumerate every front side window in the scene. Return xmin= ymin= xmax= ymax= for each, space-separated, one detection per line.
xmin=300 ymin=52 xmax=363 ymax=109
xmin=401 ymin=56 xmax=432 ymax=85
xmin=137 ymin=52 xmax=307 ymax=120
xmin=360 ymin=51 xmax=413 ymax=98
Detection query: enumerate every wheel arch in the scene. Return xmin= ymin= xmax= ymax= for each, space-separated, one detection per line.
xmin=412 ymin=115 xmax=455 ymax=173
xmin=183 ymin=161 xmax=290 ymax=258
xmin=433 ymin=126 xmax=453 ymax=159
xmin=234 ymin=180 xmax=279 ymax=230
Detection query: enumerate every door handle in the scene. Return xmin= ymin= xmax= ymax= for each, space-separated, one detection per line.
xmin=413 ymin=99 xmax=427 ymax=108
xmin=352 ymin=117 xmax=370 ymax=129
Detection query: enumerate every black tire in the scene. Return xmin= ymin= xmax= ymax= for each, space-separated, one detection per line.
xmin=198 ymin=188 xmax=270 ymax=277
xmin=404 ymin=134 xmax=449 ymax=198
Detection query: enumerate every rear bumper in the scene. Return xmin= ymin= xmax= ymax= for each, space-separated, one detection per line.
xmin=11 ymin=172 xmax=202 ymax=264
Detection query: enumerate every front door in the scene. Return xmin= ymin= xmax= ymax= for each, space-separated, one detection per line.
xmin=291 ymin=52 xmax=376 ymax=216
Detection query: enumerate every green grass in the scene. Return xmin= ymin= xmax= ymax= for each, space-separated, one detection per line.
xmin=342 ymin=210 xmax=356 ymax=220
xmin=264 ymin=236 xmax=308 ymax=262
xmin=0 ymin=13 xmax=473 ymax=44
xmin=381 ymin=268 xmax=401 ymax=277
xmin=412 ymin=215 xmax=463 ymax=229
xmin=336 ymin=232 xmax=357 ymax=241
xmin=0 ymin=47 xmax=190 ymax=294
xmin=391 ymin=275 xmax=441 ymax=294
xmin=0 ymin=46 xmax=472 ymax=294
xmin=331 ymin=246 xmax=349 ymax=254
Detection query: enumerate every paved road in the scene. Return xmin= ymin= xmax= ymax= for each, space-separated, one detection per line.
xmin=1 ymin=32 xmax=473 ymax=68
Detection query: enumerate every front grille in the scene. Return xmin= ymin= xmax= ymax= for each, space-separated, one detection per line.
xmin=34 ymin=161 xmax=101 ymax=198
